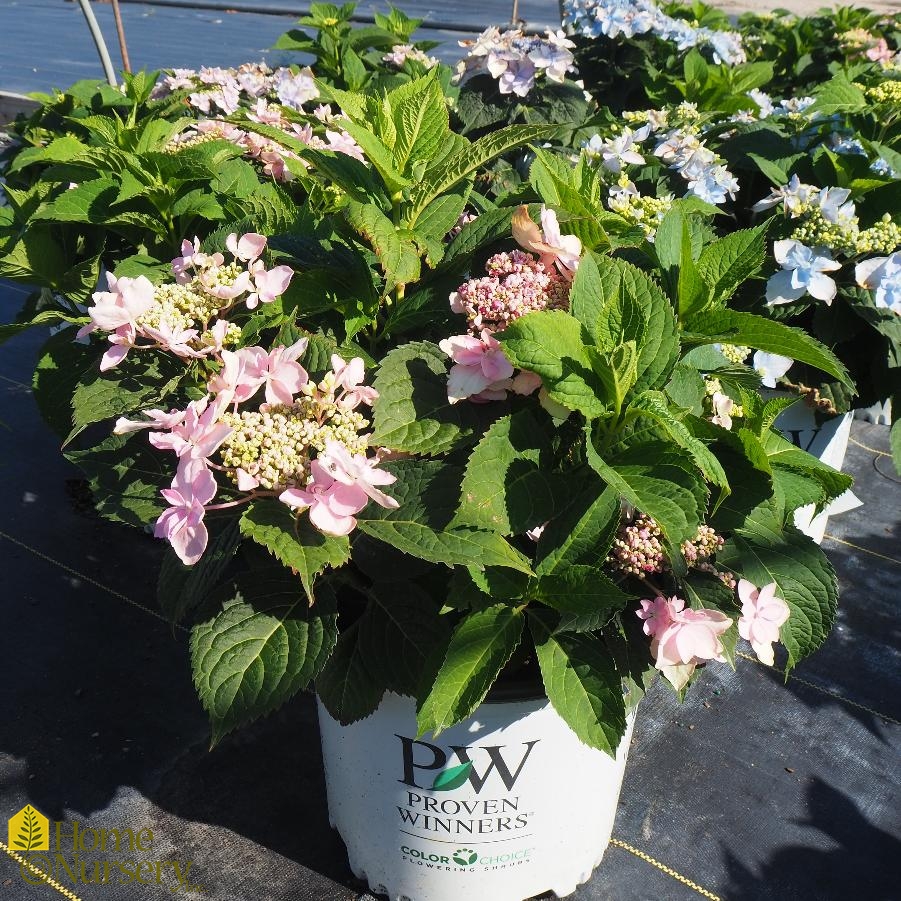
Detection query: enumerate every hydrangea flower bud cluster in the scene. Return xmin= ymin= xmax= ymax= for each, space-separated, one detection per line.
xmin=718 ymin=344 xmax=751 ymax=365
xmin=441 ymin=208 xmax=582 ymax=405
xmin=681 ymin=525 xmax=724 ymax=565
xmin=563 ymin=0 xmax=746 ymax=65
xmin=863 ymin=80 xmax=901 ymax=105
xmin=606 ymin=182 xmax=674 ymax=240
xmin=219 ymin=396 xmax=369 ymax=491
xmin=608 ymin=513 xmax=666 ymax=575
xmin=454 ymin=27 xmax=576 ymax=97
xmin=450 ymin=250 xmax=570 ymax=333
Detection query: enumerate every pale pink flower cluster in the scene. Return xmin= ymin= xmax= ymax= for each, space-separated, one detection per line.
xmin=78 ymin=233 xmax=292 ymax=371
xmin=383 ymin=44 xmax=439 ymax=69
xmin=455 ymin=27 xmax=576 ymax=96
xmin=637 ymin=595 xmax=732 ymax=686
xmin=636 ymin=579 xmax=791 ymax=685
xmin=117 ymin=348 xmax=394 ymax=563
xmin=441 ymin=207 xmax=580 ymax=404
xmin=151 ymin=63 xmax=319 ymax=114
xmin=449 ymin=250 xmax=570 ymax=334
xmin=737 ymin=579 xmax=790 ymax=666
xmin=173 ymin=231 xmax=293 ymax=310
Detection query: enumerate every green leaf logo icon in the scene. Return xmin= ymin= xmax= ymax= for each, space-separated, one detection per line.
xmin=431 ymin=761 xmax=472 ymax=792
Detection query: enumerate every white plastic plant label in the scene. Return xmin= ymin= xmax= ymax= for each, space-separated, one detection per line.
xmin=318 ymin=692 xmax=635 ymax=901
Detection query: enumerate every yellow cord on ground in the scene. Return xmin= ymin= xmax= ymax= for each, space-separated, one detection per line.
xmin=849 ymin=435 xmax=890 ymax=458
xmin=737 ymin=651 xmax=900 ymax=726
xmin=609 ymin=837 xmax=722 ymax=900
xmin=0 ymin=838 xmax=84 ymax=901
xmin=823 ymin=533 xmax=901 ymax=569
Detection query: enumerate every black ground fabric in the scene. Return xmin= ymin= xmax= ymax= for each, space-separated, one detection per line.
xmin=1 ymin=285 xmax=900 ymax=898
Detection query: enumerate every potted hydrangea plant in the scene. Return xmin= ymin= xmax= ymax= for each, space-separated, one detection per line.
xmin=0 ymin=14 xmax=858 ymax=900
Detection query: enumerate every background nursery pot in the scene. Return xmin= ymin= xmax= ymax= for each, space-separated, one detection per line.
xmin=771 ymin=398 xmax=860 ymax=543
xmin=318 ymin=692 xmax=636 ymax=901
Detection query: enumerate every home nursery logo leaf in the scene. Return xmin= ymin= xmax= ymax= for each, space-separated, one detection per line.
xmin=8 ymin=805 xmax=49 ymax=851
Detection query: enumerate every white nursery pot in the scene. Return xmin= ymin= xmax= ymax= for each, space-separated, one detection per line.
xmin=318 ymin=692 xmax=635 ymax=901
xmin=771 ymin=401 xmax=858 ymax=543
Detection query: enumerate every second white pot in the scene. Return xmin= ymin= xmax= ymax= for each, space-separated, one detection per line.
xmin=771 ymin=403 xmax=859 ymax=543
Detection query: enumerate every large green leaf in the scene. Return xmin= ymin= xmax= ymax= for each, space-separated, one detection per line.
xmin=356 ymin=460 xmax=534 ymax=574
xmin=345 ymin=200 xmax=420 ymax=289
xmin=696 ymin=223 xmax=768 ymax=306
xmin=359 ymin=584 xmax=451 ymax=697
xmin=389 ymin=73 xmax=450 ymax=174
xmin=316 ymin=617 xmax=387 ymax=725
xmin=191 ymin=573 xmax=338 ymax=745
xmin=497 ymin=310 xmax=609 ymax=417
xmin=534 ymin=564 xmax=630 ymax=618
xmin=68 ymin=352 xmax=184 ymax=444
xmin=417 ymin=605 xmax=524 ymax=737
xmin=32 ymin=178 xmax=118 ymax=223
xmin=531 ymin=615 xmax=627 ymax=756
xmin=370 ymin=341 xmax=486 ymax=455
xmin=585 ymin=435 xmax=705 ymax=550
xmin=239 ymin=500 xmax=350 ymax=603
xmin=452 ymin=409 xmax=556 ymax=535
xmin=719 ymin=527 xmax=838 ymax=671
xmin=406 ymin=124 xmax=554 ymax=225
xmin=65 ymin=432 xmax=169 ymax=527
xmin=683 ymin=308 xmax=853 ymax=389
xmin=535 ymin=480 xmax=620 ymax=575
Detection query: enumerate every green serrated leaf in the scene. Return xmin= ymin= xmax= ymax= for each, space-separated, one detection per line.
xmin=370 ymin=341 xmax=485 ymax=455
xmin=531 ymin=615 xmax=626 ymax=756
xmin=497 ymin=310 xmax=608 ymax=417
xmin=240 ymin=500 xmax=350 ymax=603
xmin=683 ymin=308 xmax=853 ymax=389
xmin=417 ymin=605 xmax=524 ymax=737
xmin=719 ymin=527 xmax=837 ymax=672
xmin=453 ymin=410 xmax=555 ymax=535
xmin=191 ymin=576 xmax=338 ymax=745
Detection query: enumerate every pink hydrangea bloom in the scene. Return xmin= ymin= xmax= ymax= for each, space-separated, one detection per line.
xmin=154 ymin=460 xmax=218 ymax=564
xmin=449 ymin=249 xmax=570 ymax=334
xmin=512 ymin=205 xmax=581 ymax=279
xmin=260 ymin=338 xmax=309 ymax=405
xmin=226 ymin=232 xmax=267 ymax=262
xmin=319 ymin=440 xmax=399 ymax=510
xmin=279 ymin=459 xmax=371 ymax=536
xmin=737 ymin=579 xmax=790 ymax=666
xmin=246 ymin=263 xmax=294 ymax=309
xmin=148 ymin=397 xmax=232 ymax=461
xmin=638 ymin=596 xmax=732 ymax=671
xmin=331 ymin=354 xmax=379 ymax=409
xmin=78 ymin=273 xmax=156 ymax=336
xmin=208 ymin=346 xmax=268 ymax=405
xmin=439 ymin=330 xmax=515 ymax=403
